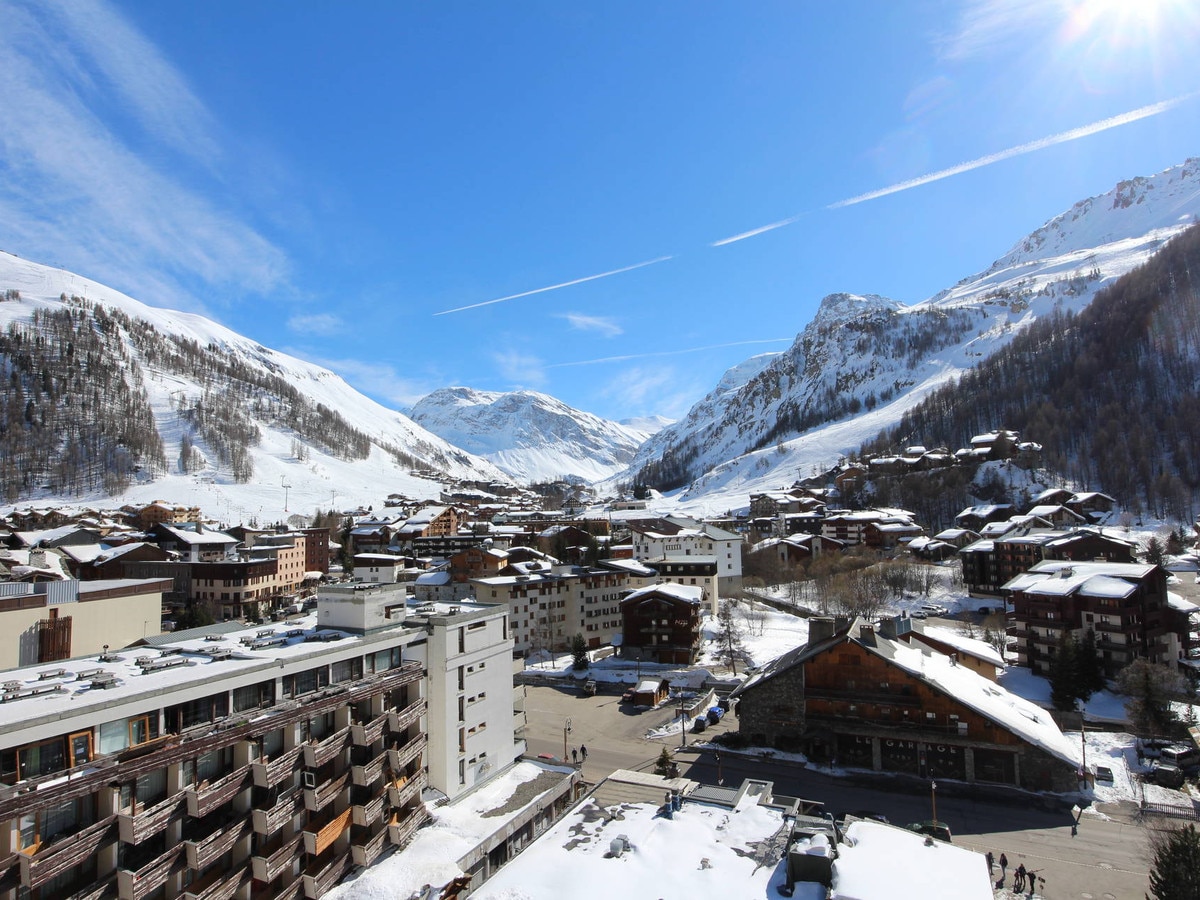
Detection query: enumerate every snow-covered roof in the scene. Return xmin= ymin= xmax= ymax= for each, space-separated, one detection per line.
xmin=1003 ymin=560 xmax=1154 ymax=598
xmin=832 ymin=821 xmax=992 ymax=900
xmin=156 ymin=524 xmax=238 ymax=546
xmin=917 ymin=624 xmax=1005 ymax=668
xmin=415 ymin=571 xmax=450 ymax=586
xmin=623 ymin=582 xmax=704 ymax=605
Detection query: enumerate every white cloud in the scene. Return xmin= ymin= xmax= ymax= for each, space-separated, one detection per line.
xmin=937 ymin=0 xmax=1060 ymax=61
xmin=288 ymin=313 xmax=345 ymax=336
xmin=493 ymin=350 xmax=547 ymax=388
xmin=598 ymin=366 xmax=702 ymax=420
xmin=288 ymin=351 xmax=434 ymax=409
xmin=558 ymin=313 xmax=623 ymax=337
xmin=0 ymin=0 xmax=288 ymax=312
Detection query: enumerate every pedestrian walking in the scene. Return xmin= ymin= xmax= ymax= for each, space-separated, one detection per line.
xmin=1014 ymin=863 xmax=1026 ymax=892
xmin=985 ymin=851 xmax=994 ymax=872
xmin=999 ymin=852 xmax=1008 ymax=876
xmin=580 ymin=745 xmax=588 ymax=762
xmin=571 ymin=748 xmax=578 ymax=765
xmin=1027 ymin=871 xmax=1038 ymax=897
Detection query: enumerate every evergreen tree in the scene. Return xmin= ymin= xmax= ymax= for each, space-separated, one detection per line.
xmin=1147 ymin=823 xmax=1200 ymax=900
xmin=1049 ymin=633 xmax=1079 ymax=711
xmin=1142 ymin=535 xmax=1166 ymax=567
xmin=570 ymin=633 xmax=589 ymax=671
xmin=1117 ymin=659 xmax=1184 ymax=738
xmin=654 ymin=746 xmax=675 ymax=777
xmin=714 ymin=601 xmax=745 ymax=675
xmin=1076 ymin=629 xmax=1107 ymax=699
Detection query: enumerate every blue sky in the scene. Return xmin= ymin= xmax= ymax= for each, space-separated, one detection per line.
xmin=1 ymin=0 xmax=1197 ymax=422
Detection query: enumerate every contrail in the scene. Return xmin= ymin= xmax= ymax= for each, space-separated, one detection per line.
xmin=711 ymin=215 xmax=802 ymax=247
xmin=546 ymin=338 xmax=791 ymax=368
xmin=829 ymin=94 xmax=1196 ymax=209
xmin=433 ymin=255 xmax=672 ymax=316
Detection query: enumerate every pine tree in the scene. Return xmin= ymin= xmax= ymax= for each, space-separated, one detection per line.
xmin=1117 ymin=659 xmax=1184 ymax=738
xmin=570 ymin=633 xmax=589 ymax=671
xmin=654 ymin=746 xmax=674 ymax=777
xmin=1049 ymin=633 xmax=1079 ymax=711
xmin=1147 ymin=824 xmax=1200 ymax=899
xmin=1076 ymin=629 xmax=1107 ymax=699
xmin=714 ymin=601 xmax=745 ymax=675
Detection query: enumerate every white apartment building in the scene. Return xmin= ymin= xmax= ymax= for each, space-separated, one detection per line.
xmin=0 ymin=583 xmax=521 ymax=900
xmin=626 ymin=517 xmax=742 ymax=593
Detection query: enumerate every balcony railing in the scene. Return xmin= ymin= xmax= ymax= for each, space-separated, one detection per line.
xmin=63 ymin=874 xmax=117 ymax=900
xmin=387 ymin=770 xmax=425 ymax=809
xmin=118 ymin=794 xmax=185 ymax=844
xmin=117 ymin=845 xmax=183 ymax=900
xmin=184 ymin=818 xmax=251 ymax=871
xmin=19 ymin=817 xmax=115 ymax=890
xmin=387 ymin=806 xmax=429 ymax=848
xmin=351 ymin=755 xmax=386 ymax=788
xmin=302 ymin=807 xmax=352 ymax=856
xmin=386 ymin=734 xmax=427 ymax=773
xmin=387 ymin=698 xmax=426 ymax=735
xmin=251 ymin=746 xmax=303 ymax=789
xmin=303 ymin=770 xmax=350 ymax=813
xmin=182 ymin=868 xmax=250 ymax=900
xmin=302 ymin=727 xmax=350 ymax=769
xmin=250 ymin=833 xmax=302 ymax=884
xmin=351 ymin=823 xmax=389 ymax=868
xmin=351 ymin=713 xmax=388 ymax=747
xmin=185 ymin=766 xmax=250 ymax=819
xmin=251 ymin=791 xmax=302 ymax=836
xmin=804 ymin=687 xmax=922 ymax=708
xmin=301 ymin=853 xmax=353 ymax=900
xmin=352 ymin=790 xmax=386 ymax=827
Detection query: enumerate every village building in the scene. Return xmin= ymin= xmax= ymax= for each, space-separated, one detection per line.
xmin=731 ymin=617 xmax=1081 ymax=792
xmin=619 ymin=583 xmax=704 ymax=665
xmin=1004 ymin=560 xmax=1181 ymax=677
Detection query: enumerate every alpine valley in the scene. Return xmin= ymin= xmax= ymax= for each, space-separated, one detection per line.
xmin=1 ymin=158 xmax=1199 ymax=522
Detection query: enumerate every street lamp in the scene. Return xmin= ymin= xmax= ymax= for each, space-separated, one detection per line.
xmin=714 ymin=749 xmax=723 ymax=786
xmin=563 ymin=717 xmax=572 ymax=761
xmin=679 ymin=694 xmax=687 ymax=750
xmin=930 ymin=780 xmax=938 ymax=826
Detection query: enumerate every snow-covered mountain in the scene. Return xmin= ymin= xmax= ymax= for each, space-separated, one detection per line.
xmin=409 ymin=387 xmax=653 ymax=484
xmin=622 ymin=158 xmax=1200 ymax=514
xmin=0 ymin=252 xmax=507 ymax=520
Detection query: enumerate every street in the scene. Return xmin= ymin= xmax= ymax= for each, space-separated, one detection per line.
xmin=522 ymin=683 xmax=1155 ymax=899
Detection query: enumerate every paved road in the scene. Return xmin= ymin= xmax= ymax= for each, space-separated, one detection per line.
xmin=521 ymin=683 xmax=1155 ymax=899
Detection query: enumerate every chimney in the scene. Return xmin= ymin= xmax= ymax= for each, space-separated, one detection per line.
xmin=808 ymin=617 xmax=837 ymax=645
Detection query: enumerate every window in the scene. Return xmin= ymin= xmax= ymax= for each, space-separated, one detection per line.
xmin=233 ymin=680 xmax=275 ymax=713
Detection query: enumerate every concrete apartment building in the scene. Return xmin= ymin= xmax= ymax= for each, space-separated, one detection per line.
xmin=626 ymin=517 xmax=742 ymax=597
xmin=0 ymin=585 xmax=521 ymax=900
xmin=0 ymin=579 xmax=173 ymax=670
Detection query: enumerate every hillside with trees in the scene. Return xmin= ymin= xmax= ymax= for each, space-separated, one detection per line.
xmin=862 ymin=223 xmax=1200 ymax=523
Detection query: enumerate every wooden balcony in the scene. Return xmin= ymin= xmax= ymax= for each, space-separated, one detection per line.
xmin=301 ymin=853 xmax=353 ymax=900
xmin=387 ymin=806 xmax=429 ymax=848
xmin=302 ymin=727 xmax=350 ymax=769
xmin=184 ymin=818 xmax=251 ymax=871
xmin=117 ymin=845 xmax=183 ymax=900
xmin=252 ymin=746 xmax=303 ymax=789
xmin=351 ymin=790 xmax=386 ymax=827
xmin=250 ymin=833 xmax=302 ymax=884
xmin=301 ymin=807 xmax=351 ymax=856
xmin=351 ymin=755 xmax=386 ymax=788
xmin=351 ymin=713 xmax=388 ymax=747
xmin=118 ymin=794 xmax=185 ymax=844
xmin=19 ymin=817 xmax=115 ymax=890
xmin=387 ymin=770 xmax=425 ymax=809
xmin=387 ymin=734 xmax=427 ymax=773
xmin=303 ymin=770 xmax=350 ymax=813
xmin=185 ymin=766 xmax=250 ymax=818
xmin=387 ymin=698 xmax=426 ymax=734
xmin=350 ymin=822 xmax=389 ymax=868
xmin=64 ymin=874 xmax=117 ymax=900
xmin=182 ymin=868 xmax=250 ymax=900
xmin=252 ymin=791 xmax=302 ymax=836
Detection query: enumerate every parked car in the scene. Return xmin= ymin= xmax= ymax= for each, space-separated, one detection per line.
xmin=582 ymin=679 xmax=598 ymax=696
xmin=1158 ymin=745 xmax=1200 ymax=772
xmin=850 ymin=810 xmax=889 ymax=824
xmin=907 ymin=821 xmax=952 ymax=843
xmin=706 ymin=706 xmax=724 ymax=725
xmin=692 ymin=717 xmax=707 ymax=733
xmin=1150 ymin=763 xmax=1186 ymax=789
xmin=1137 ymin=738 xmax=1175 ymax=760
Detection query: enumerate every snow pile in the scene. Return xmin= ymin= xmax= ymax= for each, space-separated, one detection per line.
xmin=832 ymin=821 xmax=992 ymax=900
